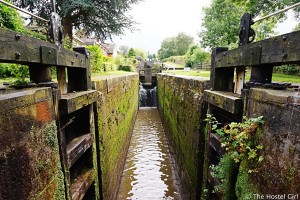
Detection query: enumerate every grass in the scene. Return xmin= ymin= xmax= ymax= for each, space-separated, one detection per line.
xmin=1 ymin=70 xmax=298 ymax=84
xmin=163 ymin=62 xmax=185 ymax=68
xmin=162 ymin=70 xmax=299 ymax=83
xmin=0 ymin=70 xmax=136 ymax=84
xmin=163 ymin=70 xmax=211 ymax=78
xmin=91 ymin=70 xmax=135 ymax=77
xmin=271 ymin=73 xmax=300 ymax=83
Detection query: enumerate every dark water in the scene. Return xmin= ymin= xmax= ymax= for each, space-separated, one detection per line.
xmin=118 ymin=108 xmax=181 ymax=200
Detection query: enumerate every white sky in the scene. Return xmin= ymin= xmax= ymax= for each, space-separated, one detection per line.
xmin=112 ymin=0 xmax=298 ymax=54
xmin=112 ymin=0 xmax=212 ymax=54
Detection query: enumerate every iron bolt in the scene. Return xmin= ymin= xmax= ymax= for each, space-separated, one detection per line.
xmin=15 ymin=52 xmax=21 ymax=59
xmin=80 ymin=59 xmax=83 ymax=63
xmin=15 ymin=34 xmax=21 ymax=40
xmin=48 ymin=51 xmax=52 ymax=55
xmin=282 ymin=53 xmax=288 ymax=59
xmin=282 ymin=36 xmax=287 ymax=41
xmin=223 ymin=52 xmax=226 ymax=56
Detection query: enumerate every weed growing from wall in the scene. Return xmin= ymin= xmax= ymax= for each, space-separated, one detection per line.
xmin=205 ymin=114 xmax=265 ymax=197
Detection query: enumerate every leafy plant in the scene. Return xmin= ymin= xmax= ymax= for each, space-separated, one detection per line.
xmin=86 ymin=45 xmax=116 ymax=73
xmin=185 ymin=45 xmax=210 ymax=68
xmin=206 ymin=114 xmax=265 ymax=171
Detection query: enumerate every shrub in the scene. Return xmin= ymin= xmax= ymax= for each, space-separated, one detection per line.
xmin=274 ymin=65 xmax=300 ymax=75
xmin=0 ymin=63 xmax=29 ymax=79
xmin=118 ymin=65 xmax=132 ymax=71
xmin=162 ymin=56 xmax=185 ymax=65
xmin=185 ymin=45 xmax=210 ymax=68
xmin=86 ymin=45 xmax=116 ymax=73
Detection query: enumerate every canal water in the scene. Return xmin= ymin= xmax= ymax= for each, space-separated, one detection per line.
xmin=118 ymin=108 xmax=181 ymax=199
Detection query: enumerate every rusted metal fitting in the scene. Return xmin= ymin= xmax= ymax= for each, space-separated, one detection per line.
xmin=15 ymin=52 xmax=21 ymax=59
xmin=282 ymin=53 xmax=288 ymax=59
xmin=15 ymin=34 xmax=21 ymax=40
xmin=282 ymin=36 xmax=287 ymax=41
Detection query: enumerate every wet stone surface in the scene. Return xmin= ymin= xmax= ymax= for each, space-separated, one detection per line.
xmin=118 ymin=108 xmax=181 ymax=200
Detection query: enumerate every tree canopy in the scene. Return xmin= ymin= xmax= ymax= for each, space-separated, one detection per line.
xmin=185 ymin=45 xmax=210 ymax=67
xmin=11 ymin=0 xmax=141 ymax=40
xmin=0 ymin=0 xmax=23 ymax=31
xmin=200 ymin=0 xmax=299 ymax=49
xmin=158 ymin=32 xmax=194 ymax=60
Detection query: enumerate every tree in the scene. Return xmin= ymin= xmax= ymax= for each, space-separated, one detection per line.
xmin=0 ymin=0 xmax=24 ymax=31
xmin=134 ymin=48 xmax=146 ymax=59
xmin=185 ymin=45 xmax=209 ymax=67
xmin=119 ymin=45 xmax=130 ymax=56
xmin=11 ymin=0 xmax=141 ymax=40
xmin=175 ymin=32 xmax=194 ymax=55
xmin=158 ymin=32 xmax=194 ymax=60
xmin=158 ymin=37 xmax=176 ymax=60
xmin=200 ymin=0 xmax=298 ymax=49
xmin=127 ymin=48 xmax=136 ymax=58
xmin=200 ymin=0 xmax=242 ymax=49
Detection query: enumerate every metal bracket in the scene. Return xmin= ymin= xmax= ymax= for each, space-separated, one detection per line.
xmin=48 ymin=12 xmax=63 ymax=47
xmin=40 ymin=45 xmax=57 ymax=65
xmin=245 ymin=46 xmax=261 ymax=66
xmin=239 ymin=13 xmax=255 ymax=46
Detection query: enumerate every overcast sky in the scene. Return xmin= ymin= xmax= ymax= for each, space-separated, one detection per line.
xmin=112 ymin=0 xmax=298 ymax=55
xmin=112 ymin=0 xmax=212 ymax=54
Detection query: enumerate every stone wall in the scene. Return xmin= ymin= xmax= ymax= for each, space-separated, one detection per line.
xmin=157 ymin=74 xmax=210 ymax=199
xmin=93 ymin=74 xmax=139 ymax=200
xmin=0 ymin=88 xmax=65 ymax=200
xmin=235 ymin=88 xmax=300 ymax=198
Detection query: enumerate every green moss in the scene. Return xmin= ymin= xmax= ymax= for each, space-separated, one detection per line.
xmin=43 ymin=122 xmax=58 ymax=149
xmin=235 ymin=162 xmax=258 ymax=200
xmin=211 ymin=153 xmax=238 ymax=200
xmin=201 ymin=126 xmax=209 ymax=200
xmin=96 ymin=76 xmax=139 ymax=198
xmin=287 ymin=164 xmax=296 ymax=183
xmin=34 ymin=121 xmax=66 ymax=200
xmin=157 ymin=75 xmax=205 ymax=191
xmin=52 ymin=167 xmax=66 ymax=200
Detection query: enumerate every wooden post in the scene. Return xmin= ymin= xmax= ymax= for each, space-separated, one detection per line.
xmin=57 ymin=67 xmax=67 ymax=94
xmin=29 ymin=65 xmax=52 ymax=83
xmin=250 ymin=65 xmax=273 ymax=83
xmin=211 ymin=47 xmax=234 ymax=92
xmin=234 ymin=67 xmax=245 ymax=95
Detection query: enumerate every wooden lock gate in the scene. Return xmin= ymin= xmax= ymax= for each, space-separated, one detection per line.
xmin=0 ymin=28 xmax=101 ymax=200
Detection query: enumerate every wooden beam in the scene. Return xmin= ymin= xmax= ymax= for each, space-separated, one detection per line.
xmin=59 ymin=90 xmax=98 ymax=115
xmin=215 ymin=30 xmax=300 ymax=68
xmin=67 ymin=133 xmax=93 ymax=168
xmin=0 ymin=28 xmax=86 ymax=68
xmin=204 ymin=90 xmax=243 ymax=115
xmin=70 ymin=169 xmax=94 ymax=200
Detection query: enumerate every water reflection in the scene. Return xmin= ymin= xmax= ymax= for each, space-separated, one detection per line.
xmin=118 ymin=108 xmax=181 ymax=200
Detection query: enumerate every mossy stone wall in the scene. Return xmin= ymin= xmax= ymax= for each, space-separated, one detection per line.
xmin=157 ymin=74 xmax=210 ymax=199
xmin=0 ymin=88 xmax=66 ymax=200
xmin=236 ymin=88 xmax=300 ymax=198
xmin=93 ymin=74 xmax=139 ymax=200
